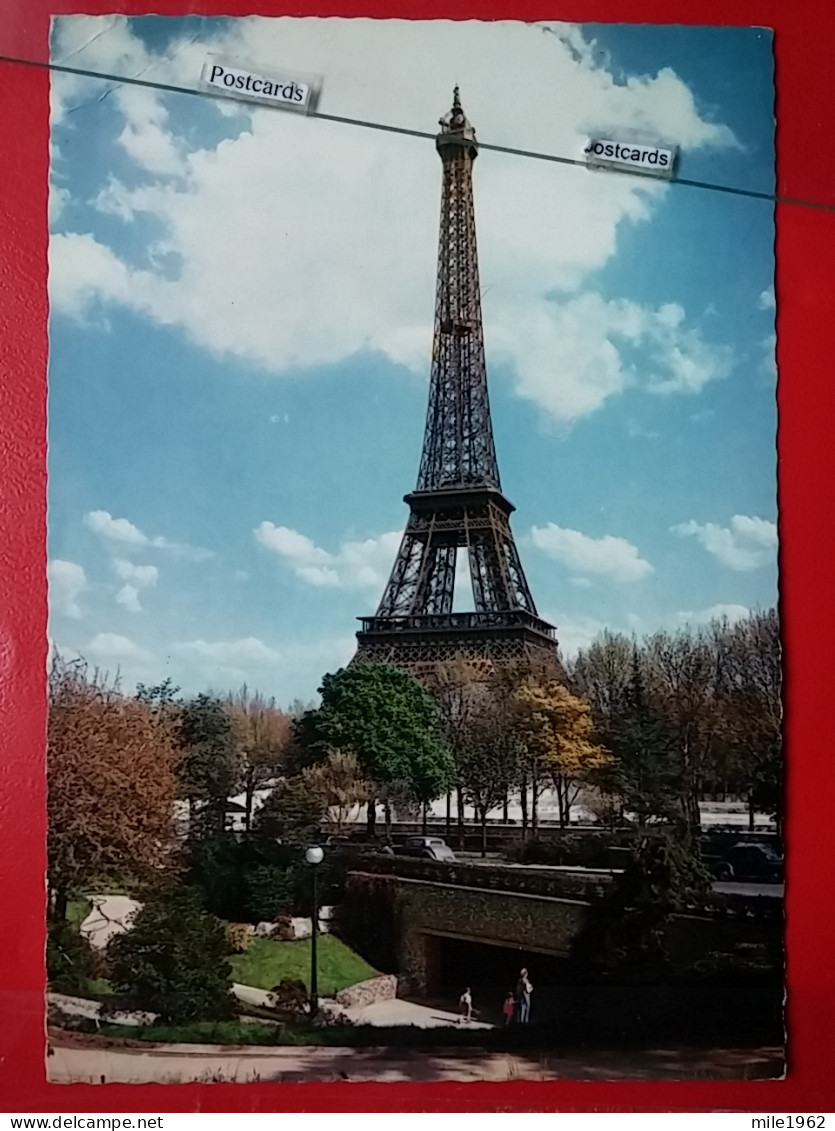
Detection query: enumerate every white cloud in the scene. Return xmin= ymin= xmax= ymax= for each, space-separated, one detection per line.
xmin=172 ymin=637 xmax=280 ymax=668
xmin=758 ymin=287 xmax=776 ymax=310
xmin=48 ymin=559 xmax=86 ymax=619
xmin=671 ymin=514 xmax=777 ymax=571
xmin=116 ymin=584 xmax=142 ymax=613
xmin=170 ymin=633 xmax=356 ymax=696
xmin=531 ymin=523 xmax=653 ymax=581
xmin=112 ymin=558 xmax=158 ymax=613
xmin=759 ymin=330 xmax=777 ymax=379
xmin=676 ymin=603 xmax=750 ymax=625
xmin=545 ymin=611 xmax=609 ymax=658
xmin=49 ymin=182 xmax=69 ymax=225
xmin=256 ymin=522 xmax=401 ymax=589
xmin=491 ymin=293 xmax=731 ymax=423
xmin=84 ymin=509 xmax=212 ymax=561
xmin=50 ymin=17 xmax=737 ymax=424
xmin=86 ymin=632 xmax=150 ymax=661
xmin=113 ymin=559 xmax=159 ymax=587
xmin=85 ymin=509 xmax=148 ymax=545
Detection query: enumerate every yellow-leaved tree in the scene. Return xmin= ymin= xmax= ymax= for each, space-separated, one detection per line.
xmin=515 ymin=679 xmax=610 ymax=827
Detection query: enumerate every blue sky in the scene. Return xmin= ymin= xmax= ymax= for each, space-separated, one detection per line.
xmin=47 ymin=17 xmax=777 ymax=703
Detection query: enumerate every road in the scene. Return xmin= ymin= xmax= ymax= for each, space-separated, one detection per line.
xmin=713 ymin=881 xmax=783 ymax=897
xmin=459 ymin=857 xmax=783 ymax=897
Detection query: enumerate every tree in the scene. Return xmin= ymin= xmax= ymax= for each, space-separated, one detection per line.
xmin=431 ymin=657 xmax=490 ymax=845
xmin=225 ymin=686 xmax=292 ymax=833
xmin=433 ymin=662 xmax=524 ymax=854
xmin=515 ymin=679 xmax=610 ymax=826
xmin=572 ymin=830 xmax=711 ymax=982
xmin=244 ymin=864 xmax=294 ymax=922
xmin=254 ymin=775 xmax=325 ymax=843
xmin=570 ymin=631 xmax=633 ymax=719
xmin=645 ymin=627 xmax=722 ymax=830
xmin=458 ymin=689 xmax=524 ymax=856
xmin=48 ymin=656 xmax=181 ymax=918
xmin=714 ymin=609 xmax=783 ymax=832
xmin=107 ymin=883 xmax=233 ymax=1023
xmin=178 ymin=694 xmax=241 ymax=839
xmin=302 ymin=749 xmax=370 ymax=832
xmin=595 ymin=649 xmax=682 ymax=827
xmin=308 ymin=664 xmax=454 ymax=836
xmin=47 ymin=918 xmax=96 ymax=995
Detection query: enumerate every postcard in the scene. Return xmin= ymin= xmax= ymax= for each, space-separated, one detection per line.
xmin=45 ymin=15 xmax=780 ymax=1085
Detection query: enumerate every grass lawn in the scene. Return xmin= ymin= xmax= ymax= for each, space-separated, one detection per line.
xmin=230 ymin=936 xmax=377 ymax=997
xmin=66 ymin=898 xmax=92 ymax=929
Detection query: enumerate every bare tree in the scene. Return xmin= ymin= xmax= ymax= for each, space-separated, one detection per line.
xmin=225 ymin=686 xmax=293 ymax=832
xmin=303 ymin=749 xmax=370 ymax=833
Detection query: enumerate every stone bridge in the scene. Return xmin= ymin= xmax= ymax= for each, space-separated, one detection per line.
xmin=342 ymin=855 xmax=782 ymax=999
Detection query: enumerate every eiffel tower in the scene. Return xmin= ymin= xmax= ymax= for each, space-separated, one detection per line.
xmin=354 ymin=89 xmax=561 ymax=681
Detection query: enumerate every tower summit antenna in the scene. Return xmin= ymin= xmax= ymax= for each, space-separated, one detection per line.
xmin=354 ymin=93 xmax=562 ymax=681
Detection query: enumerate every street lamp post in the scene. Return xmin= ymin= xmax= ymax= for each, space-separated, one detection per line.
xmin=305 ymin=844 xmax=324 ymax=1015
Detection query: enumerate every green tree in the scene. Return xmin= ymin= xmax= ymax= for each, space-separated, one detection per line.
xmin=107 ymin=883 xmax=233 ymax=1023
xmin=254 ymin=775 xmax=325 ymax=843
xmin=572 ymin=830 xmax=711 ymax=982
xmin=595 ymin=649 xmax=682 ymax=827
xmin=309 ymin=664 xmax=454 ymax=836
xmin=178 ymin=694 xmax=241 ymax=839
xmin=47 ymin=918 xmax=96 ymax=996
xmin=244 ymin=864 xmax=294 ymax=922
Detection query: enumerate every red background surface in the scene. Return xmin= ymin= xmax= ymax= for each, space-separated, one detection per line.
xmin=0 ymin=0 xmax=832 ymax=1112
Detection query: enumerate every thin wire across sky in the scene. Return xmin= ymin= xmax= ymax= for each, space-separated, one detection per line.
xmin=1 ymin=51 xmax=830 ymax=213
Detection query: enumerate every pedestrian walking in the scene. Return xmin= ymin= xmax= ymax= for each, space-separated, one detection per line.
xmin=502 ymin=991 xmax=515 ymax=1025
xmin=516 ymin=967 xmax=533 ymax=1024
xmin=458 ymin=986 xmax=473 ymax=1023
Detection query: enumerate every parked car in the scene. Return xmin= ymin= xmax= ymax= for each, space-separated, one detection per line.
xmin=710 ymin=841 xmax=783 ymax=883
xmin=396 ymin=836 xmax=457 ymax=863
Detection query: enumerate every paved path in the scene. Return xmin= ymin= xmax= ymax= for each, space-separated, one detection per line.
xmin=47 ymin=1038 xmax=783 ymax=1084
xmin=51 ymin=985 xmax=284 ymax=1025
xmin=79 ymin=896 xmax=142 ymax=949
xmin=49 ymin=992 xmax=158 ymax=1028
xmin=335 ymin=997 xmax=492 ymax=1029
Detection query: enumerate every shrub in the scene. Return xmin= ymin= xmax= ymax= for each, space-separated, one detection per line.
xmin=245 ymin=864 xmax=293 ymax=923
xmin=269 ymin=978 xmax=308 ymax=1015
xmin=47 ymin=918 xmax=95 ymax=995
xmin=107 ymin=882 xmax=234 ymax=1023
xmin=569 ymin=831 xmax=712 ymax=983
xmin=225 ymin=922 xmax=255 ymax=953
xmin=509 ymin=833 xmax=614 ymax=868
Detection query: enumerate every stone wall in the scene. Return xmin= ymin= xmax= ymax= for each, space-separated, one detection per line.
xmin=344 ymin=870 xmax=586 ymax=995
xmin=343 ymin=867 xmax=783 ymax=997
xmin=335 ymin=974 xmax=398 ymax=1009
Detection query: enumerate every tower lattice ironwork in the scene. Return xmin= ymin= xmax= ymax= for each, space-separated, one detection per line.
xmin=354 ymin=89 xmax=561 ymax=680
